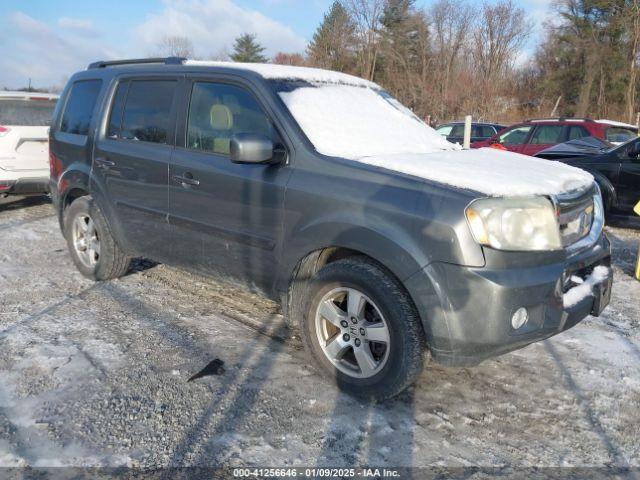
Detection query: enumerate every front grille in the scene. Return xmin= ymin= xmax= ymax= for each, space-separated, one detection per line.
xmin=556 ymin=187 xmax=595 ymax=247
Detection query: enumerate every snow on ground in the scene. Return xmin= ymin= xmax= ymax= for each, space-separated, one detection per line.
xmin=0 ymin=195 xmax=639 ymax=469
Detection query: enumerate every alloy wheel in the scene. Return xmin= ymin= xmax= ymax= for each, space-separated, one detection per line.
xmin=315 ymin=287 xmax=390 ymax=379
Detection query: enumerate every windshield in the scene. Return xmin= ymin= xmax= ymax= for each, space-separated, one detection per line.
xmin=271 ymin=81 xmax=457 ymax=159
xmin=0 ymin=98 xmax=57 ymax=126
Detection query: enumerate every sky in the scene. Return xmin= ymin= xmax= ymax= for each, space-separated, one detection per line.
xmin=0 ymin=0 xmax=553 ymax=90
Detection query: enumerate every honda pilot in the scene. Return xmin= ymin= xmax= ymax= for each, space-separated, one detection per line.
xmin=49 ymin=58 xmax=612 ymax=400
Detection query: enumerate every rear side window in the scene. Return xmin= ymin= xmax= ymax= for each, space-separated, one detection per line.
xmin=479 ymin=125 xmax=497 ymax=137
xmin=60 ymin=80 xmax=102 ymax=135
xmin=109 ymin=80 xmax=176 ymax=144
xmin=606 ymin=127 xmax=636 ymax=143
xmin=450 ymin=124 xmax=464 ymax=137
xmin=568 ymin=125 xmax=590 ymax=140
xmin=529 ymin=125 xmax=564 ymax=144
xmin=107 ymin=81 xmax=129 ymax=138
xmin=0 ymin=98 xmax=57 ymax=126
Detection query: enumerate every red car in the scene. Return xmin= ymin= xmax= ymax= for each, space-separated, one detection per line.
xmin=471 ymin=118 xmax=638 ymax=156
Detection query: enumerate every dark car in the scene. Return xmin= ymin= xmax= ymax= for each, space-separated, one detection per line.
xmin=434 ymin=121 xmax=505 ymax=145
xmin=49 ymin=58 xmax=612 ymax=400
xmin=472 ymin=118 xmax=638 ymax=156
xmin=535 ymin=136 xmax=640 ymax=219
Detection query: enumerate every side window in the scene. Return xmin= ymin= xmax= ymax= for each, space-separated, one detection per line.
xmin=499 ymin=126 xmax=531 ymax=145
xmin=107 ymin=81 xmax=129 ymax=138
xmin=450 ymin=124 xmax=464 ymax=137
xmin=568 ymin=125 xmax=590 ymax=140
xmin=606 ymin=127 xmax=636 ymax=144
xmin=114 ymin=80 xmax=176 ymax=144
xmin=529 ymin=125 xmax=564 ymax=144
xmin=186 ymin=82 xmax=274 ymax=156
xmin=480 ymin=125 xmax=497 ymax=137
xmin=60 ymin=80 xmax=102 ymax=136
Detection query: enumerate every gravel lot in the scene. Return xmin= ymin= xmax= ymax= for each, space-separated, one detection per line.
xmin=0 ymin=195 xmax=639 ymax=470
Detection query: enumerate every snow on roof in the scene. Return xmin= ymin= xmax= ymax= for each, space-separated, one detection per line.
xmin=355 ymin=148 xmax=594 ymax=196
xmin=595 ymin=119 xmax=638 ymax=129
xmin=184 ymin=60 xmax=378 ymax=88
xmin=0 ymin=91 xmax=59 ymax=100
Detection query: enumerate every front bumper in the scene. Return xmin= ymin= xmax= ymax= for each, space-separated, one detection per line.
xmin=0 ymin=177 xmax=49 ymax=195
xmin=405 ymin=232 xmax=612 ymax=367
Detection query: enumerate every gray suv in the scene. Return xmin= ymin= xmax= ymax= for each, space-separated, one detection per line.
xmin=49 ymin=58 xmax=612 ymax=400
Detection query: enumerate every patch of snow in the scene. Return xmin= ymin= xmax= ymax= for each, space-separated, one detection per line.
xmin=595 ymin=119 xmax=638 ymax=129
xmin=351 ymin=149 xmax=594 ymax=196
xmin=563 ymin=266 xmax=610 ymax=308
xmin=184 ymin=60 xmax=377 ymax=88
xmin=278 ymin=84 xmax=456 ymax=160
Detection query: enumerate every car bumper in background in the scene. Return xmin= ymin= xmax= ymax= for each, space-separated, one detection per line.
xmin=405 ymin=232 xmax=612 ymax=367
xmin=0 ymin=177 xmax=49 ymax=195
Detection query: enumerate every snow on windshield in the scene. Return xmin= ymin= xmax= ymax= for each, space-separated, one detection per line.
xmin=276 ymin=83 xmax=458 ymax=159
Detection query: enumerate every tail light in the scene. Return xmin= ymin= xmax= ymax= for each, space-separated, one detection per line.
xmin=0 ymin=125 xmax=10 ymax=137
xmin=49 ymin=150 xmax=62 ymax=179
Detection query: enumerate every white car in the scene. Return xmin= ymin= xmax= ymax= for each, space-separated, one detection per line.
xmin=0 ymin=91 xmax=58 ymax=196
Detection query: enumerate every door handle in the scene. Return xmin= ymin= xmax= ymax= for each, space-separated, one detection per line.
xmin=95 ymin=158 xmax=115 ymax=169
xmin=171 ymin=173 xmax=200 ymax=187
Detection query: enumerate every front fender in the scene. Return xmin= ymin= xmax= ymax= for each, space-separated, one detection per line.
xmin=276 ymin=212 xmax=429 ymax=293
xmin=589 ymin=170 xmax=617 ymax=212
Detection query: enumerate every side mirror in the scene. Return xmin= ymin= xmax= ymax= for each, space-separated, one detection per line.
xmin=632 ymin=141 xmax=640 ymax=158
xmin=230 ymin=133 xmax=274 ymax=164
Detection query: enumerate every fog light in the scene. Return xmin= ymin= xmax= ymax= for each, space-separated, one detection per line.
xmin=511 ymin=307 xmax=529 ymax=330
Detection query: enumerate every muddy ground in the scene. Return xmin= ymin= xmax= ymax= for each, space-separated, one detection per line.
xmin=0 ymin=195 xmax=638 ymax=470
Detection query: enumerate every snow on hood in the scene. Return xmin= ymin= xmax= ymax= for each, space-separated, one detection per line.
xmin=355 ymin=148 xmax=594 ymax=196
xmin=277 ymin=83 xmax=457 ymax=159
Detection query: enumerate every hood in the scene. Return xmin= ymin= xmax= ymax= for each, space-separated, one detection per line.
xmin=353 ymin=147 xmax=594 ymax=197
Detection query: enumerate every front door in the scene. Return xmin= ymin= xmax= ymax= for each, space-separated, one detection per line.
xmin=168 ymin=79 xmax=292 ymax=294
xmin=496 ymin=125 xmax=532 ymax=153
xmin=617 ymin=139 xmax=640 ymax=211
xmin=92 ymin=77 xmax=179 ymax=259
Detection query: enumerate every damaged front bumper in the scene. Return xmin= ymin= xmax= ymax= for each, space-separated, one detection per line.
xmin=404 ymin=231 xmax=612 ymax=367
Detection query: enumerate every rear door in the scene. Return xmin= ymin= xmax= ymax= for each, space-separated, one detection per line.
xmin=168 ymin=77 xmax=293 ymax=292
xmin=91 ymin=76 xmax=179 ymax=259
xmin=520 ymin=124 xmax=566 ymax=156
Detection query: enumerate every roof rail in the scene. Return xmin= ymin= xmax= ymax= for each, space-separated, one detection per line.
xmin=87 ymin=57 xmax=186 ymax=69
xmin=525 ymin=117 xmax=594 ymax=123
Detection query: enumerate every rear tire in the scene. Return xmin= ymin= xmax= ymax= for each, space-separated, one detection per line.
xmin=299 ymin=257 xmax=426 ymax=401
xmin=64 ymin=196 xmax=131 ymax=280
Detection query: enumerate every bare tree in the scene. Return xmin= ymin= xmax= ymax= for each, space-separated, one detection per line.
xmin=472 ymin=0 xmax=532 ymax=115
xmin=429 ymin=0 xmax=475 ymax=117
xmin=623 ymin=0 xmax=640 ymax=123
xmin=344 ymin=0 xmax=385 ymax=80
xmin=156 ymin=35 xmax=195 ymax=58
xmin=273 ymin=52 xmax=306 ymax=66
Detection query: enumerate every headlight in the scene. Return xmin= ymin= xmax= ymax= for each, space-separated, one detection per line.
xmin=465 ymin=197 xmax=562 ymax=251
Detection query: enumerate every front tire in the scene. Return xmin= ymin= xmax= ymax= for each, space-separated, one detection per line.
xmin=299 ymin=257 xmax=426 ymax=401
xmin=64 ymin=196 xmax=131 ymax=280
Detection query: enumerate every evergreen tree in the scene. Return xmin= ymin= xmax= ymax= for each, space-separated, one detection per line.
xmin=231 ymin=33 xmax=267 ymax=63
xmin=307 ymin=1 xmax=356 ymax=71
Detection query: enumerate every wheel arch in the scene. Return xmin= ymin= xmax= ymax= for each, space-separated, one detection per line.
xmin=281 ymin=229 xmax=430 ymax=345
